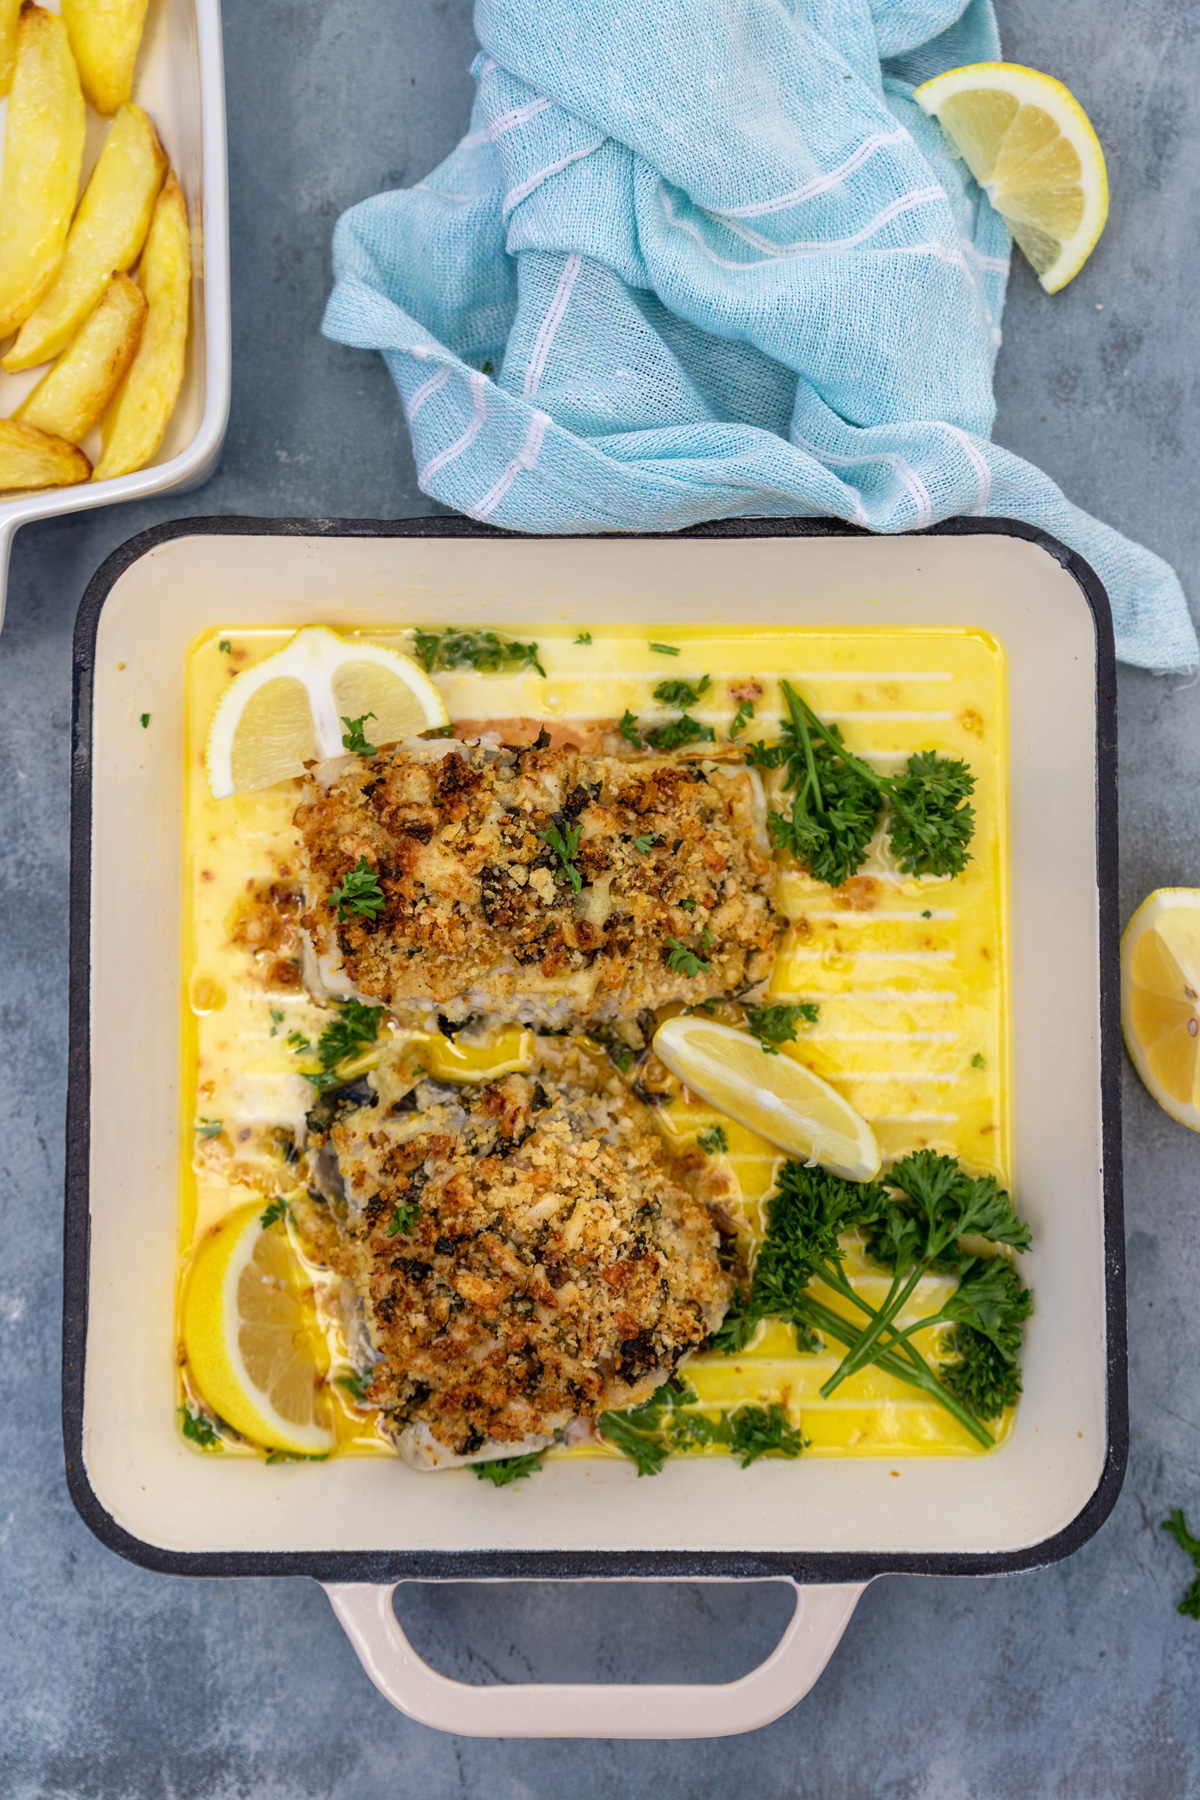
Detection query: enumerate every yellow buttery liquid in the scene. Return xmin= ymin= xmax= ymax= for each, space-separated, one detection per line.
xmin=181 ymin=622 xmax=1010 ymax=1459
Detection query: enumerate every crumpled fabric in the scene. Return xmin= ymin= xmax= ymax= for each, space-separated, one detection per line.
xmin=322 ymin=0 xmax=1198 ymax=672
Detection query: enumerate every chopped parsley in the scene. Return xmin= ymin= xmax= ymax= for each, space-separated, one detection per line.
xmin=666 ymin=935 xmax=711 ymax=977
xmin=330 ymin=856 xmax=386 ymax=922
xmin=652 ymin=674 xmax=710 ymax=708
xmin=680 ymin=896 xmax=697 ymax=911
xmin=618 ymin=708 xmax=643 ymax=748
xmin=265 ymin=1450 xmax=329 ymax=1464
xmin=634 ymin=833 xmax=656 ymax=854
xmin=413 ymin=627 xmax=545 ymax=678
xmin=335 ymin=1371 xmax=374 ymax=1405
xmin=480 ymin=358 xmax=494 ymax=375
xmin=386 ymin=1201 xmax=420 ymax=1238
xmin=310 ymin=1001 xmax=384 ymax=1088
xmin=648 ymin=641 xmax=681 ymax=656
xmin=140 ymin=713 xmax=150 ymax=728
xmin=744 ymin=1001 xmax=819 ymax=1054
xmin=218 ymin=639 xmax=232 ymax=654
xmin=1163 ymin=1510 xmax=1200 ymax=1619
xmin=538 ymin=819 xmax=583 ymax=893
xmin=729 ymin=699 xmax=755 ymax=741
xmin=179 ymin=1406 xmax=220 ymax=1449
xmin=643 ymin=714 xmax=716 ymax=752
xmin=341 ymin=712 xmax=377 ymax=756
xmin=922 ymin=909 xmax=933 ymax=919
xmin=287 ymin=1030 xmax=311 ymax=1054
xmin=698 ymin=1125 xmax=728 ymax=1154
xmin=196 ymin=1118 xmax=222 ymax=1140
xmin=269 ymin=1007 xmax=284 ymax=1036
xmin=574 ymin=630 xmax=593 ymax=645
xmin=260 ymin=1196 xmax=291 ymax=1229
xmin=971 ymin=1052 xmax=986 ymax=1068
xmin=600 ymin=1378 xmax=804 ymax=1475
xmin=474 ymin=1452 xmax=545 ymax=1487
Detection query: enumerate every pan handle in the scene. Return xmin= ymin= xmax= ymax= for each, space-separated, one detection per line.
xmin=322 ymin=1579 xmax=865 ymax=1739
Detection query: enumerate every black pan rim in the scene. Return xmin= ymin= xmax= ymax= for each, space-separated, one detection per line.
xmin=64 ymin=512 xmax=1126 ymax=1585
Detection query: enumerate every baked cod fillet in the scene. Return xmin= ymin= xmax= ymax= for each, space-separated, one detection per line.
xmin=295 ymin=734 xmax=781 ymax=1024
xmin=300 ymin=1071 xmax=733 ymax=1467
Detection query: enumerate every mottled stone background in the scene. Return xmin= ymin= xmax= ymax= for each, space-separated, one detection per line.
xmin=3 ymin=2 xmax=1199 ymax=1793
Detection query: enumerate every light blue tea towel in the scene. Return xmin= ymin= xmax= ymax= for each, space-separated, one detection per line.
xmin=322 ymin=0 xmax=1198 ymax=672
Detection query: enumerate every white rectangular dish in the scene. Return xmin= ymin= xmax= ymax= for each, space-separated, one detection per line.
xmin=0 ymin=0 xmax=229 ymax=630
xmin=64 ymin=517 xmax=1126 ymax=1737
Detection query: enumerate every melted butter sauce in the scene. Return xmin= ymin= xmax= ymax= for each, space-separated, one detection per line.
xmin=181 ymin=623 xmax=1011 ymax=1459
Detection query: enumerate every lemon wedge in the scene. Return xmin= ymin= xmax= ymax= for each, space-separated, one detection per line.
xmin=181 ymin=1199 xmax=334 ymax=1455
xmin=915 ymin=62 xmax=1108 ymax=293
xmin=205 ymin=625 xmax=448 ymax=798
xmin=652 ymin=1016 xmax=881 ymax=1181
xmin=1121 ymin=889 xmax=1200 ymax=1130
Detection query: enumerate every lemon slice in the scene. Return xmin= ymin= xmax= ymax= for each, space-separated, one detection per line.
xmin=205 ymin=625 xmax=449 ymax=798
xmin=915 ymin=62 xmax=1108 ymax=293
xmin=652 ymin=1016 xmax=881 ymax=1181
xmin=181 ymin=1199 xmax=334 ymax=1455
xmin=1121 ymin=889 xmax=1200 ymax=1130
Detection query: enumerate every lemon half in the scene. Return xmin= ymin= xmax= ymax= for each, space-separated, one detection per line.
xmin=181 ymin=1200 xmax=334 ymax=1455
xmin=1122 ymin=888 xmax=1200 ymax=1131
xmin=205 ymin=625 xmax=448 ymax=798
xmin=916 ymin=62 xmax=1108 ymax=293
xmin=652 ymin=1016 xmax=881 ymax=1181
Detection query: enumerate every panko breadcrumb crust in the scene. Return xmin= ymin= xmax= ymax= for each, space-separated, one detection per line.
xmin=295 ymin=736 xmax=781 ymax=1021
xmin=300 ymin=1071 xmax=733 ymax=1459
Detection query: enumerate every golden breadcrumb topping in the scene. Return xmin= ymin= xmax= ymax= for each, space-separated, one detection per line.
xmin=299 ymin=1071 xmax=732 ymax=1458
xmin=295 ymin=736 xmax=781 ymax=1023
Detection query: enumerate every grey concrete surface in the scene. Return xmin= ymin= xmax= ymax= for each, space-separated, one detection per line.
xmin=3 ymin=0 xmax=1200 ymax=1793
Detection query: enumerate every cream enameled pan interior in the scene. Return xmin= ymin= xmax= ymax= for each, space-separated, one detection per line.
xmin=82 ymin=530 xmax=1106 ymax=1558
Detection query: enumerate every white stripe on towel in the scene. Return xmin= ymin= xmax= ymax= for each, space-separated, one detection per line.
xmin=937 ymin=422 xmax=992 ymax=515
xmin=468 ymin=410 xmax=551 ymax=521
xmin=791 ymin=429 xmax=933 ymax=530
xmin=406 ymin=366 xmax=451 ymax=419
xmin=502 ymin=136 xmax=607 ymax=219
xmin=461 ymin=93 xmax=553 ymax=151
xmin=716 ymin=129 xmax=911 ymax=218
xmin=418 ymin=371 xmax=487 ymax=486
xmin=523 ymin=253 xmax=583 ymax=397
xmin=663 ymin=183 xmax=948 ymax=266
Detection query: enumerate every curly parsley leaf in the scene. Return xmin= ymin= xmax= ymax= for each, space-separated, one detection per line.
xmin=260 ymin=1196 xmax=291 ymax=1230
xmin=179 ymin=1406 xmax=220 ymax=1449
xmin=665 ymin=935 xmax=711 ymax=977
xmin=744 ymin=1001 xmax=819 ymax=1054
xmin=1164 ymin=1510 xmax=1200 ymax=1620
xmin=330 ymin=856 xmax=386 ymax=922
xmin=726 ymin=1405 xmax=806 ymax=1467
xmin=341 ymin=712 xmax=377 ymax=756
xmin=413 ymin=627 xmax=545 ymax=678
xmin=644 ymin=713 xmax=716 ymax=752
xmin=538 ymin=819 xmax=583 ymax=893
xmin=386 ymin=1201 xmax=420 ymax=1239
xmin=474 ymin=1452 xmax=545 ymax=1487
xmin=309 ymin=1000 xmax=384 ymax=1089
xmin=600 ymin=1379 xmax=693 ymax=1476
xmin=634 ymin=833 xmax=656 ymax=854
xmin=729 ymin=699 xmax=755 ymax=741
xmin=653 ymin=674 xmax=711 ymax=708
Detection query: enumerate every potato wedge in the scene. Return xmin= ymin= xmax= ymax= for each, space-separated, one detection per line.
xmin=15 ymin=272 xmax=147 ymax=443
xmin=0 ymin=6 xmax=86 ymax=339
xmin=62 ymin=0 xmax=150 ymax=115
xmin=0 ymin=417 xmax=91 ymax=491
xmin=0 ymin=0 xmax=22 ymax=97
xmin=3 ymin=101 xmax=167 ymax=373
xmin=94 ymin=174 xmax=190 ymax=481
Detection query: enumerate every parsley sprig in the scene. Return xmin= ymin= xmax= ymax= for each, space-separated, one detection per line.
xmin=753 ymin=682 xmax=975 ymax=884
xmin=711 ymin=1155 xmax=1031 ymax=1446
xmin=666 ymin=931 xmax=712 ymax=977
xmin=744 ymin=1002 xmax=819 ymax=1054
xmin=537 ymin=820 xmax=583 ymax=893
xmin=729 ymin=699 xmax=755 ymax=741
xmin=304 ymin=1001 xmax=384 ymax=1090
xmin=330 ymin=856 xmax=386 ymax=922
xmin=386 ymin=1201 xmax=420 ymax=1238
xmin=414 ymin=627 xmax=545 ymax=678
xmin=1164 ymin=1510 xmax=1200 ymax=1619
xmin=179 ymin=1406 xmax=220 ymax=1449
xmin=644 ymin=713 xmax=715 ymax=752
xmin=698 ymin=1125 xmax=728 ymax=1154
xmin=474 ymin=1452 xmax=545 ymax=1487
xmin=341 ymin=712 xmax=377 ymax=756
xmin=653 ymin=674 xmax=711 ymax=708
xmin=600 ymin=1378 xmax=804 ymax=1475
